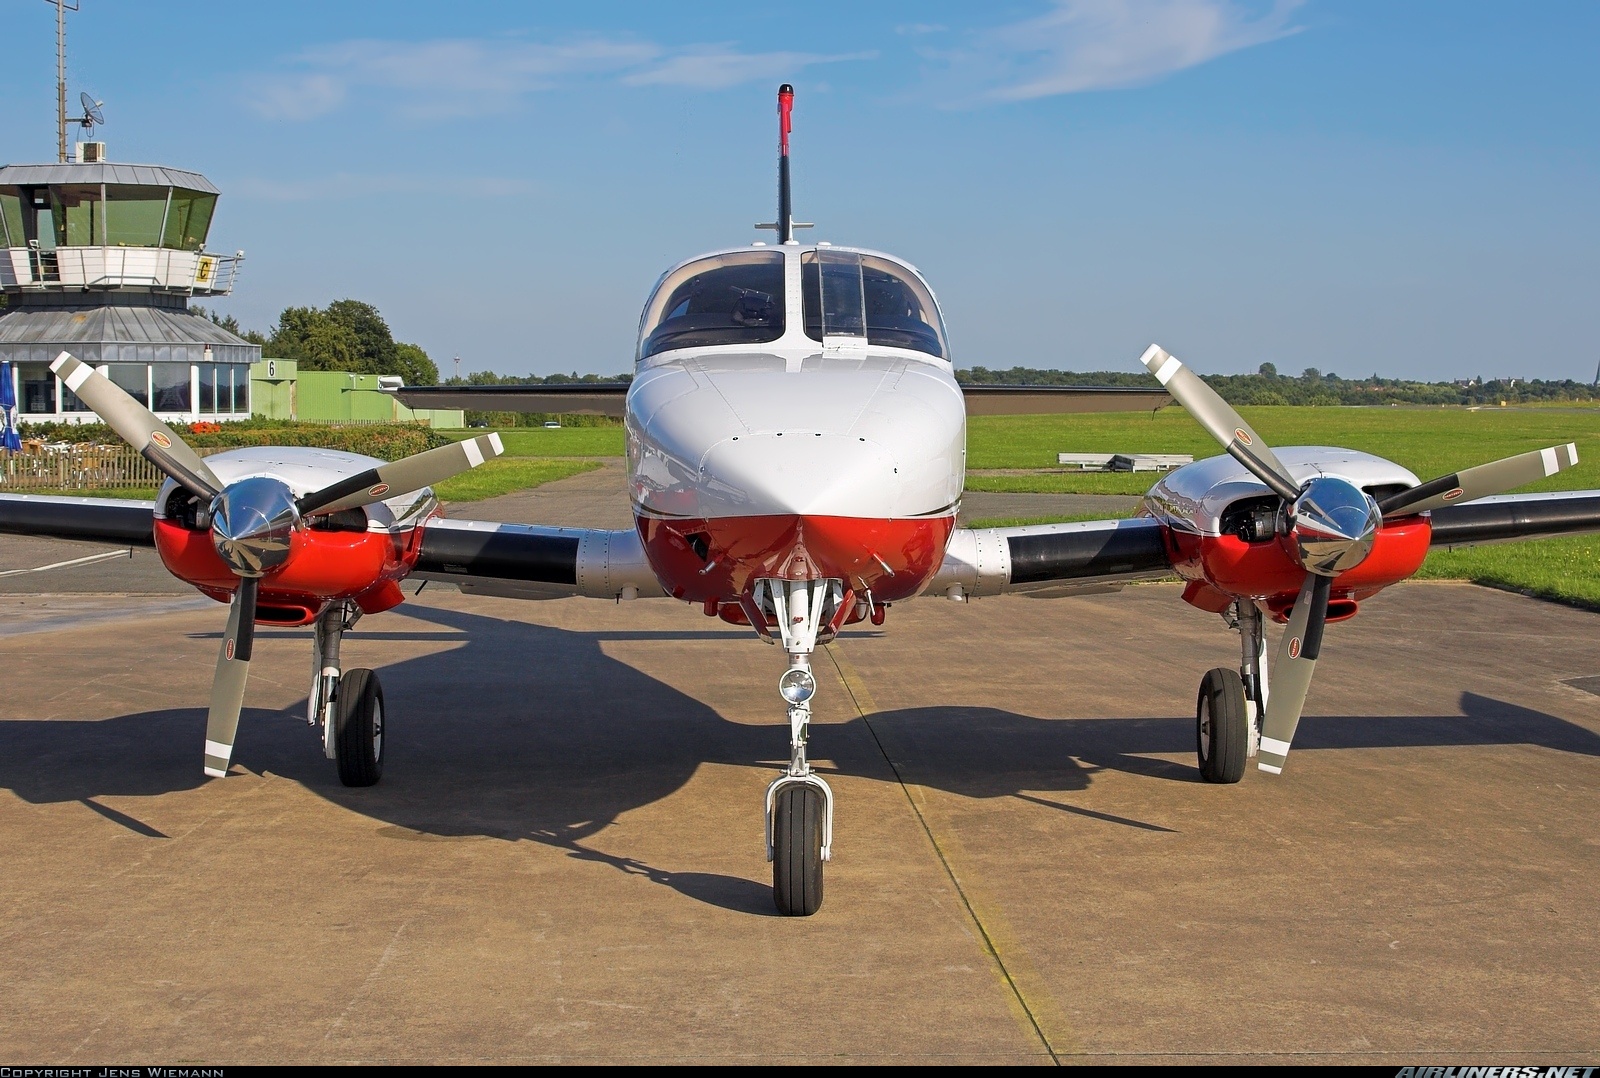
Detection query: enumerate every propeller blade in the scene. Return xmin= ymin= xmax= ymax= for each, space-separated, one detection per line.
xmin=203 ymin=577 xmax=257 ymax=779
xmin=296 ymin=433 xmax=504 ymax=516
xmin=1257 ymin=573 xmax=1332 ymax=775
xmin=1139 ymin=344 xmax=1301 ymax=503
xmin=49 ymin=352 xmax=222 ymax=499
xmin=1379 ymin=443 xmax=1579 ymax=518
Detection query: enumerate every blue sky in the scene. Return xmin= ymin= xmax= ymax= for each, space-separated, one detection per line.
xmin=3 ymin=1 xmax=1596 ymax=382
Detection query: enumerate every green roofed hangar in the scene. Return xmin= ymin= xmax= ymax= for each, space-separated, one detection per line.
xmin=249 ymin=358 xmax=462 ymax=428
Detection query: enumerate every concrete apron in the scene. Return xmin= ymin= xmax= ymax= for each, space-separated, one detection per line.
xmin=0 ymin=579 xmax=1596 ymax=1063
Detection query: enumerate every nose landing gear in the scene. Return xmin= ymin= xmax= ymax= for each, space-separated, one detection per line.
xmin=757 ymin=579 xmax=841 ymax=916
xmin=766 ymin=670 xmax=833 ymax=916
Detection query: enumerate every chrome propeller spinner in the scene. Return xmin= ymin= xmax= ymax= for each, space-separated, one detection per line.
xmin=1287 ymin=476 xmax=1380 ymax=577
xmin=210 ymin=476 xmax=300 ymax=578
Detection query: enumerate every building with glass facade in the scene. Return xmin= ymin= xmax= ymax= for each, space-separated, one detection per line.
xmin=0 ymin=157 xmax=258 ymax=423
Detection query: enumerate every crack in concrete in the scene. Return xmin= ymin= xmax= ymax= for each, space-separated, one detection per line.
xmin=823 ymin=642 xmax=1065 ymax=1066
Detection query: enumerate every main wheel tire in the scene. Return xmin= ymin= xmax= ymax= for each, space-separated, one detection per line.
xmin=1196 ymin=667 xmax=1248 ymax=784
xmin=335 ymin=668 xmax=385 ymax=787
xmin=772 ymin=784 xmax=824 ymax=916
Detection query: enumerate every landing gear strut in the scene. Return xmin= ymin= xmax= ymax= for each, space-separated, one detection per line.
xmin=311 ymin=602 xmax=385 ymax=787
xmin=758 ymin=578 xmax=840 ymax=917
xmin=1196 ymin=601 xmax=1269 ymax=784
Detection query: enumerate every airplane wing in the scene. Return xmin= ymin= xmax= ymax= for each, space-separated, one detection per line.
xmin=928 ymin=517 xmax=1175 ymax=599
xmin=390 ymin=383 xmax=1174 ymax=417
xmin=1425 ymin=490 xmax=1600 ymax=549
xmin=958 ymin=384 xmax=1171 ymax=415
xmin=926 ymin=489 xmax=1600 ymax=599
xmin=0 ymin=493 xmax=157 ymax=545
xmin=412 ymin=518 xmax=666 ymax=600
xmin=0 ymin=494 xmax=665 ymax=601
xmin=391 ymin=384 xmax=629 ymax=416
xmin=8 ymin=490 xmax=1600 ymax=601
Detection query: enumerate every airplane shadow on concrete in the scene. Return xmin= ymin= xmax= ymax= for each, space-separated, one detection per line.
xmin=2 ymin=600 xmax=1598 ymax=915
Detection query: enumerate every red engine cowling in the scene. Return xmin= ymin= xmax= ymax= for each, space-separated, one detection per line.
xmin=1169 ymin=516 xmax=1432 ymax=620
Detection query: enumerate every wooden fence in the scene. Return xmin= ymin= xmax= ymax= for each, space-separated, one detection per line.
xmin=0 ymin=444 xmax=166 ymax=491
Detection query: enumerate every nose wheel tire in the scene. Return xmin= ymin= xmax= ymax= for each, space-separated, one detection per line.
xmin=1196 ymin=667 xmax=1247 ymax=784
xmin=772 ymin=784 xmax=825 ymax=916
xmin=334 ymin=668 xmax=385 ymax=787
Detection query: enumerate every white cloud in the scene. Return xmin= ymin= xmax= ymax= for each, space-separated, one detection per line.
xmin=942 ymin=0 xmax=1304 ymax=103
xmin=246 ymin=35 xmax=870 ymax=120
xmin=623 ymin=47 xmax=876 ymax=90
xmin=246 ymin=36 xmax=658 ymax=120
xmin=230 ymin=172 xmax=535 ymax=201
xmin=248 ymin=73 xmax=346 ymax=122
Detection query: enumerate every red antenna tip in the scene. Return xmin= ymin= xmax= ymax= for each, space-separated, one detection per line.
xmin=778 ymin=84 xmax=794 ymax=155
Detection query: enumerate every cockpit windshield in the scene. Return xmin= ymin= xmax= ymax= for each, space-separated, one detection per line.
xmin=802 ymin=250 xmax=948 ymax=359
xmin=638 ymin=251 xmax=786 ymax=359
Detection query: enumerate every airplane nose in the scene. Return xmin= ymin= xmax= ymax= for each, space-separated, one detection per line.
xmin=698 ymin=433 xmax=899 ymax=518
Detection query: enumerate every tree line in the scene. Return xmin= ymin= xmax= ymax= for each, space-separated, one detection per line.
xmin=203 ymin=300 xmax=1595 ymax=406
xmin=197 ymin=300 xmax=438 ymax=385
xmin=958 ymin=363 xmax=1600 ymax=406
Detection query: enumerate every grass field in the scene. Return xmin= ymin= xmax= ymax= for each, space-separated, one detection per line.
xmin=6 ymin=458 xmax=599 ymax=505
xmin=968 ymin=406 xmax=1600 ymax=493
xmin=431 ymin=458 xmax=598 ymax=502
xmin=1 ymin=486 xmax=163 ymax=500
xmin=443 ymin=427 xmax=625 ymax=457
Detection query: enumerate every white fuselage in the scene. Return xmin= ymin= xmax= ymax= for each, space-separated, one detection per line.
xmin=622 ymin=243 xmax=968 ymax=603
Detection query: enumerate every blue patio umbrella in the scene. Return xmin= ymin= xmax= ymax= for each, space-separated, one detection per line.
xmin=0 ymin=361 xmax=20 ymax=454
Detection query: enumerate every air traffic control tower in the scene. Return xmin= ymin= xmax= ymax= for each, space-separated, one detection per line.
xmin=0 ymin=148 xmax=259 ymax=423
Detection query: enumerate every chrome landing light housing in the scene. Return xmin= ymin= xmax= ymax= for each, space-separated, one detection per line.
xmin=211 ymin=475 xmax=300 ymax=578
xmin=778 ymin=666 xmax=817 ymax=706
xmin=1289 ymin=476 xmax=1379 ymax=576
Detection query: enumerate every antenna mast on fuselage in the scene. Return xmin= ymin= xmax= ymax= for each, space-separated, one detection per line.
xmin=757 ymin=84 xmax=813 ymax=244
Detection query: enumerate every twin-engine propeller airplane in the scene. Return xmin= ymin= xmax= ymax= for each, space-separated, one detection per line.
xmin=5 ymin=85 xmax=1600 ymax=917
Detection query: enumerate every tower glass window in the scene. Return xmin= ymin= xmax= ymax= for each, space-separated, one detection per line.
xmin=49 ymin=185 xmax=104 ymax=246
xmin=18 ymin=362 xmax=56 ymax=413
xmin=0 ymin=190 xmax=25 ymax=247
xmin=105 ymin=186 xmax=171 ymax=248
xmin=152 ymin=363 xmax=191 ymax=413
xmin=199 ymin=364 xmax=217 ymax=413
xmin=108 ymin=363 xmax=149 ymax=407
xmin=162 ymin=190 xmax=216 ymax=251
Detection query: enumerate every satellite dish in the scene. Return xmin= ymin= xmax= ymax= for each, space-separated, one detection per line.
xmin=78 ymin=91 xmax=104 ymax=130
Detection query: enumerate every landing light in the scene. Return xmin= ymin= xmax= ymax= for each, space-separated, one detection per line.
xmin=778 ymin=667 xmax=816 ymax=705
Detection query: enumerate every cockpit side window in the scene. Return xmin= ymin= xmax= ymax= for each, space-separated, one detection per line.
xmin=638 ymin=251 xmax=786 ymax=359
xmin=801 ymin=251 xmax=949 ymax=359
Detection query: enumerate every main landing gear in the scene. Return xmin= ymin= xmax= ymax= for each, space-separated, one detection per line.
xmin=1196 ymin=600 xmax=1268 ymax=784
xmin=757 ymin=578 xmax=841 ymax=916
xmin=310 ymin=601 xmax=385 ymax=787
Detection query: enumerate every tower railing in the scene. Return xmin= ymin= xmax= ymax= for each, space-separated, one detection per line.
xmin=2 ymin=246 xmax=242 ymax=295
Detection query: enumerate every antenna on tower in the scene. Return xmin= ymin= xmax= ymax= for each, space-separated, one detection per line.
xmin=78 ymin=90 xmax=105 ymax=135
xmin=43 ymin=0 xmax=82 ymax=163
